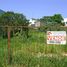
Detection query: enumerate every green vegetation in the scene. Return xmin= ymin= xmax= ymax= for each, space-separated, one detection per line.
xmin=0 ymin=11 xmax=29 ymax=38
xmin=40 ymin=14 xmax=63 ymax=24
xmin=0 ymin=10 xmax=67 ymax=67
xmin=0 ymin=29 xmax=67 ymax=67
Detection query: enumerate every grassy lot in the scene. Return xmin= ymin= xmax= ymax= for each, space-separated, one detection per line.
xmin=0 ymin=29 xmax=67 ymax=67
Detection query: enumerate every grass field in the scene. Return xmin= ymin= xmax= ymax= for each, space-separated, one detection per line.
xmin=0 ymin=29 xmax=67 ymax=67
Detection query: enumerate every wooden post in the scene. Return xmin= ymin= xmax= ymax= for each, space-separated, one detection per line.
xmin=7 ymin=27 xmax=11 ymax=64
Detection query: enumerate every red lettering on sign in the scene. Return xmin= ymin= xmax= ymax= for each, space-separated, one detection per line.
xmin=47 ymin=36 xmax=66 ymax=41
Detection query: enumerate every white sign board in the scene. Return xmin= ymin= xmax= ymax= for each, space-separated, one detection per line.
xmin=47 ymin=31 xmax=66 ymax=44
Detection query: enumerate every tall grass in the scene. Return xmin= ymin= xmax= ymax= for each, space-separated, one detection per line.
xmin=0 ymin=29 xmax=67 ymax=67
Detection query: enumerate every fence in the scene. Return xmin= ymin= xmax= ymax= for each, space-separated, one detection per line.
xmin=0 ymin=26 xmax=67 ymax=67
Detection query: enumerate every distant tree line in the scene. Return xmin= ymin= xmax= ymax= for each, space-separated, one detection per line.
xmin=40 ymin=14 xmax=63 ymax=24
xmin=38 ymin=14 xmax=65 ymax=32
xmin=0 ymin=11 xmax=65 ymax=38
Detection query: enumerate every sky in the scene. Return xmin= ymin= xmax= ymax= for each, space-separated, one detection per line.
xmin=0 ymin=0 xmax=67 ymax=19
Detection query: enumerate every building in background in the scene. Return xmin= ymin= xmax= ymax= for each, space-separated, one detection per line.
xmin=29 ymin=19 xmax=41 ymax=28
xmin=63 ymin=18 xmax=67 ymax=26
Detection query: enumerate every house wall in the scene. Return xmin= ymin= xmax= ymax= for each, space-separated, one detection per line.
xmin=35 ymin=22 xmax=40 ymax=27
xmin=63 ymin=18 xmax=67 ymax=26
xmin=29 ymin=19 xmax=41 ymax=27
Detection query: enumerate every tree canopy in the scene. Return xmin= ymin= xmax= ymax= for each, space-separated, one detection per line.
xmin=52 ymin=14 xmax=63 ymax=23
xmin=0 ymin=11 xmax=29 ymax=38
xmin=40 ymin=14 xmax=63 ymax=24
xmin=0 ymin=11 xmax=29 ymax=26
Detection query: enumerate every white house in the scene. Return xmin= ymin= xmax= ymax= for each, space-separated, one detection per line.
xmin=63 ymin=18 xmax=67 ymax=26
xmin=29 ymin=19 xmax=36 ymax=25
xmin=29 ymin=19 xmax=41 ymax=27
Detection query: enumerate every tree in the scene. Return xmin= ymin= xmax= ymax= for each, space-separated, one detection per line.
xmin=0 ymin=12 xmax=15 ymax=38
xmin=52 ymin=14 xmax=63 ymax=23
xmin=0 ymin=11 xmax=29 ymax=64
xmin=40 ymin=16 xmax=54 ymax=25
xmin=0 ymin=11 xmax=29 ymax=38
xmin=39 ymin=14 xmax=63 ymax=25
xmin=39 ymin=14 xmax=64 ymax=32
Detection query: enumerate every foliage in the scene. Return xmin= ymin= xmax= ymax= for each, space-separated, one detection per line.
xmin=0 ymin=29 xmax=67 ymax=67
xmin=0 ymin=10 xmax=67 ymax=67
xmin=0 ymin=11 xmax=28 ymax=26
xmin=0 ymin=9 xmax=5 ymax=16
xmin=0 ymin=11 xmax=29 ymax=38
xmin=40 ymin=14 xmax=63 ymax=25
xmin=52 ymin=14 xmax=63 ymax=23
